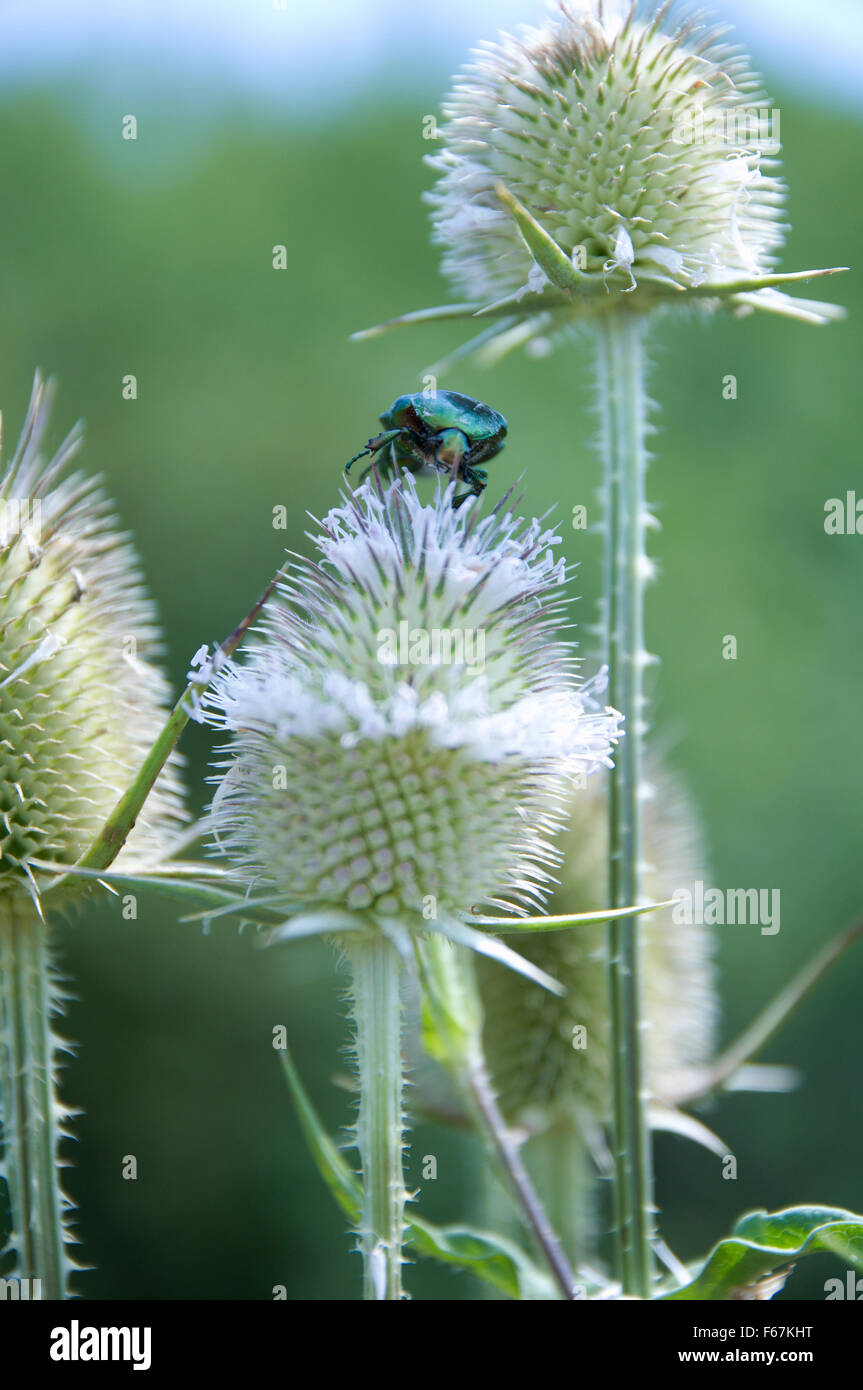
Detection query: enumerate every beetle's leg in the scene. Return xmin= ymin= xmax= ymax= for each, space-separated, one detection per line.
xmin=452 ymin=464 xmax=487 ymax=509
xmin=372 ymin=429 xmax=404 ymax=452
xmin=433 ymin=427 xmax=470 ymax=487
xmin=345 ymin=447 xmax=370 ymax=474
xmin=345 ymin=428 xmax=404 ymax=476
xmin=462 ymin=464 xmax=487 ymax=492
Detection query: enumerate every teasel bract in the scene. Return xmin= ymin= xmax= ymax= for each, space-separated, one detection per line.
xmin=0 ymin=375 xmax=184 ymax=1295
xmin=202 ymin=474 xmax=622 ymax=1298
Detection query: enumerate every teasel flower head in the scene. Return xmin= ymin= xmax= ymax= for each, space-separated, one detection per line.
xmin=0 ymin=374 xmax=185 ymax=910
xmin=203 ymin=476 xmax=622 ymax=968
xmin=478 ymin=761 xmax=716 ymax=1131
xmin=357 ymin=0 xmax=846 ymax=359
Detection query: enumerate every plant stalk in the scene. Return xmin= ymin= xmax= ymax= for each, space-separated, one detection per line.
xmin=0 ymin=898 xmax=71 ymax=1298
xmin=526 ymin=1121 xmax=594 ymax=1271
xmin=595 ymin=311 xmax=655 ymax=1297
xmin=347 ymin=932 xmax=405 ymax=1300
xmin=466 ymin=1053 xmax=580 ymax=1299
xmin=417 ymin=935 xmax=579 ymax=1300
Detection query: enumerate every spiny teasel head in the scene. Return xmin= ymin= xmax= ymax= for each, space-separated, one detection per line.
xmin=477 ymin=760 xmax=716 ymax=1129
xmin=203 ymin=476 xmax=622 ymax=931
xmin=0 ymin=374 xmax=185 ymax=909
xmin=419 ymin=0 xmax=845 ymax=347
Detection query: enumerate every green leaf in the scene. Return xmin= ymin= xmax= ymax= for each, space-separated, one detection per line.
xmin=663 ymin=1206 xmax=863 ymax=1300
xmin=407 ymin=1218 xmax=556 ymax=1301
xmin=350 ymin=302 xmax=480 ymax=341
xmin=279 ymin=1049 xmax=363 ymax=1224
xmin=278 ymin=1046 xmax=554 ymax=1298
xmin=690 ymin=266 xmax=849 ymax=297
xmin=472 ymin=288 xmax=573 ymax=319
xmin=31 ymin=859 xmax=286 ymax=926
xmin=433 ymin=915 xmax=564 ymax=995
xmin=733 ymin=289 xmax=846 ymax=326
xmin=268 ymin=910 xmax=368 ymax=943
xmin=415 ymin=936 xmax=482 ymax=1071
xmin=471 ymin=898 xmax=674 ymax=931
xmin=665 ymin=918 xmax=863 ymax=1106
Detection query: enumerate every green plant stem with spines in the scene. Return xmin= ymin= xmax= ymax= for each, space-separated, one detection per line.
xmin=0 ymin=899 xmax=71 ymax=1297
xmin=596 ymin=312 xmax=655 ymax=1298
xmin=348 ymin=932 xmax=405 ymax=1300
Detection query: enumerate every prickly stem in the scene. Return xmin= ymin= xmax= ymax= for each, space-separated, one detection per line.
xmin=596 ymin=312 xmax=656 ymax=1297
xmin=0 ymin=899 xmax=75 ymax=1298
xmin=347 ymin=933 xmax=406 ymax=1300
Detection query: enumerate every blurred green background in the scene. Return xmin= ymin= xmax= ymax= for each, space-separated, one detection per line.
xmin=0 ymin=11 xmax=860 ymax=1301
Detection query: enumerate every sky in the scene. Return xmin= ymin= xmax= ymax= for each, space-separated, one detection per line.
xmin=0 ymin=0 xmax=860 ymax=112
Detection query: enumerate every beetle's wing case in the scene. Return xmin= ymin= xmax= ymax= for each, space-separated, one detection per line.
xmin=379 ymin=390 xmax=507 ymax=450
xmin=437 ymin=390 xmax=507 ymax=441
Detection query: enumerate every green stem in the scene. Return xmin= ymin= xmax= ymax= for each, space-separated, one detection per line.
xmin=596 ymin=312 xmax=655 ymax=1297
xmin=466 ymin=1055 xmax=579 ymax=1299
xmin=417 ymin=935 xmax=579 ymax=1300
xmin=66 ymin=562 xmax=287 ymax=881
xmin=526 ymin=1122 xmax=593 ymax=1271
xmin=347 ymin=933 xmax=405 ymax=1300
xmin=0 ymin=899 xmax=71 ymax=1298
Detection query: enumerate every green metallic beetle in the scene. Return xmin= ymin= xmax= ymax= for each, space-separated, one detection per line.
xmin=345 ymin=390 xmax=507 ymax=507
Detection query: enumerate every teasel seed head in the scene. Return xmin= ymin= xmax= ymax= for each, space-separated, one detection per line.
xmin=358 ymin=0 xmax=844 ymax=363
xmin=432 ymin=1 xmax=782 ymax=295
xmin=478 ymin=761 xmax=716 ymax=1130
xmin=0 ymin=374 xmax=185 ymax=910
xmin=203 ymin=476 xmax=622 ymax=935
